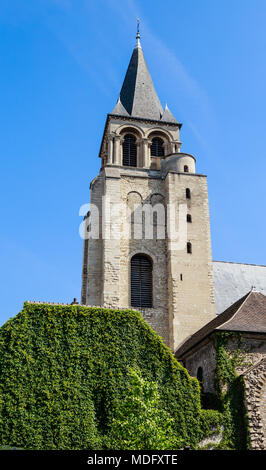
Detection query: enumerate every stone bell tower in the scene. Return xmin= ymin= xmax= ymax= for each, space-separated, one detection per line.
xmin=81 ymin=31 xmax=216 ymax=350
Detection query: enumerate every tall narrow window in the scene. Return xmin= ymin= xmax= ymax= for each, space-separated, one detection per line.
xmin=151 ymin=137 xmax=164 ymax=157
xmin=187 ymin=242 xmax=192 ymax=254
xmin=197 ymin=367 xmax=204 ymax=393
xmin=131 ymin=254 xmax=152 ymax=308
xmin=186 ymin=188 xmax=191 ymax=199
xmin=187 ymin=214 xmax=192 ymax=223
xmin=123 ymin=134 xmax=137 ymax=167
xmin=184 ymin=165 xmax=189 ymax=172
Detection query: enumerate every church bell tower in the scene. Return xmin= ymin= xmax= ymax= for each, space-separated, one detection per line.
xmin=81 ymin=30 xmax=216 ymax=350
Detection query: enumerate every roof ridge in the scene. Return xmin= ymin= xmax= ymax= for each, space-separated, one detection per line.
xmin=175 ymin=291 xmax=252 ymax=357
xmin=217 ymin=290 xmax=253 ymax=330
xmin=213 ymin=260 xmax=266 ymax=268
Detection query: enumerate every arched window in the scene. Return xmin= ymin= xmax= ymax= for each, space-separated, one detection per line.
xmin=131 ymin=254 xmax=152 ymax=308
xmin=123 ymin=134 xmax=137 ymax=167
xmin=186 ymin=188 xmax=191 ymax=199
xmin=184 ymin=165 xmax=189 ymax=172
xmin=151 ymin=137 xmax=164 ymax=157
xmin=187 ymin=242 xmax=192 ymax=254
xmin=187 ymin=214 xmax=192 ymax=223
xmin=197 ymin=367 xmax=204 ymax=393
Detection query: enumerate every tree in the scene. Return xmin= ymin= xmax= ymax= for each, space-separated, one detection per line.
xmin=108 ymin=368 xmax=183 ymax=450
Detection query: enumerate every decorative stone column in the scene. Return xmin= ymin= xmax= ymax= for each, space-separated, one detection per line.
xmin=107 ymin=136 xmax=113 ymax=164
xmin=163 ymin=141 xmax=169 ymax=157
xmin=142 ymin=138 xmax=150 ymax=168
xmin=136 ymin=139 xmax=142 ymax=167
xmin=171 ymin=141 xmax=182 ymax=153
xmin=113 ymin=135 xmax=121 ymax=166
xmin=170 ymin=141 xmax=176 ymax=154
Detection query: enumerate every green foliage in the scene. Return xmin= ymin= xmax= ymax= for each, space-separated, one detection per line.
xmin=213 ymin=332 xmax=250 ymax=450
xmin=0 ymin=302 xmax=222 ymax=450
xmin=107 ymin=368 xmax=184 ymax=450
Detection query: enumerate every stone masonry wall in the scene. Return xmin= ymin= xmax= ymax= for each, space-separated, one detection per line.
xmin=243 ymin=358 xmax=266 ymax=450
xmin=81 ymin=172 xmax=104 ymax=306
xmin=182 ymin=334 xmax=266 ymax=394
xmin=119 ymin=171 xmax=169 ymax=345
xmin=82 ymin=164 xmax=217 ymax=349
xmin=166 ymin=172 xmax=216 ymax=350
xmin=180 ymin=334 xmax=266 ymax=449
xmin=184 ymin=338 xmax=217 ymax=393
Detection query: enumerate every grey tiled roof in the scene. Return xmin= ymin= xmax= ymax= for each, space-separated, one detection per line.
xmin=112 ymin=41 xmax=178 ymax=124
xmin=175 ymin=291 xmax=266 ymax=358
xmin=213 ymin=261 xmax=266 ymax=314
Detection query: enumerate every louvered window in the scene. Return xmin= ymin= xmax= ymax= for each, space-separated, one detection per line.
xmin=151 ymin=137 xmax=164 ymax=157
xmin=131 ymin=254 xmax=153 ymax=308
xmin=123 ymin=134 xmax=137 ymax=167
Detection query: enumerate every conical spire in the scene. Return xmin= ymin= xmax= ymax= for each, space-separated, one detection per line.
xmin=112 ymin=28 xmax=177 ymax=123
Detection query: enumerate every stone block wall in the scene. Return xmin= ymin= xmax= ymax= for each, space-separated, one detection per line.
xmin=178 ymin=333 xmax=266 ymax=450
xmin=165 ymin=172 xmax=216 ymax=350
xmin=243 ymin=358 xmax=266 ymax=450
xmin=81 ymin=173 xmax=104 ymax=306
xmin=119 ymin=172 xmax=169 ymax=345
xmin=182 ymin=334 xmax=266 ymax=394
xmin=82 ymin=163 xmax=216 ymax=350
xmin=182 ymin=338 xmax=217 ymax=393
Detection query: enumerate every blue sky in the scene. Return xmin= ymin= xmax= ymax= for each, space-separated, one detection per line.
xmin=0 ymin=0 xmax=265 ymax=325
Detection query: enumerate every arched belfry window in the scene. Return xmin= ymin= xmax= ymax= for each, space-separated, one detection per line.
xmin=151 ymin=137 xmax=164 ymax=157
xmin=123 ymin=134 xmax=137 ymax=167
xmin=131 ymin=254 xmax=153 ymax=308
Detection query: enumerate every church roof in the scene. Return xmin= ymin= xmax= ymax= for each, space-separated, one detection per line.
xmin=213 ymin=261 xmax=266 ymax=314
xmin=175 ymin=291 xmax=266 ymax=358
xmin=111 ymin=36 xmax=178 ymax=124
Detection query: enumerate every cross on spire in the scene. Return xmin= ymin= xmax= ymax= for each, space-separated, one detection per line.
xmin=136 ymin=18 xmax=141 ymax=48
xmin=136 ymin=18 xmax=140 ymax=39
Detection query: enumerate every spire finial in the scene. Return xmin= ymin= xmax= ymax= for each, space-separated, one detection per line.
xmin=136 ymin=17 xmax=140 ymax=39
xmin=135 ymin=18 xmax=141 ymax=48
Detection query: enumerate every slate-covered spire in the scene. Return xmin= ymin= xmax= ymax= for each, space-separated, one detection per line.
xmin=112 ymin=29 xmax=178 ymax=123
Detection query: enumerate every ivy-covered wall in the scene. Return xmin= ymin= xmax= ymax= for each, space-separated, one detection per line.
xmin=0 ymin=302 xmax=220 ymax=450
xmin=177 ymin=329 xmax=266 ymax=449
xmin=212 ymin=332 xmax=250 ymax=450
